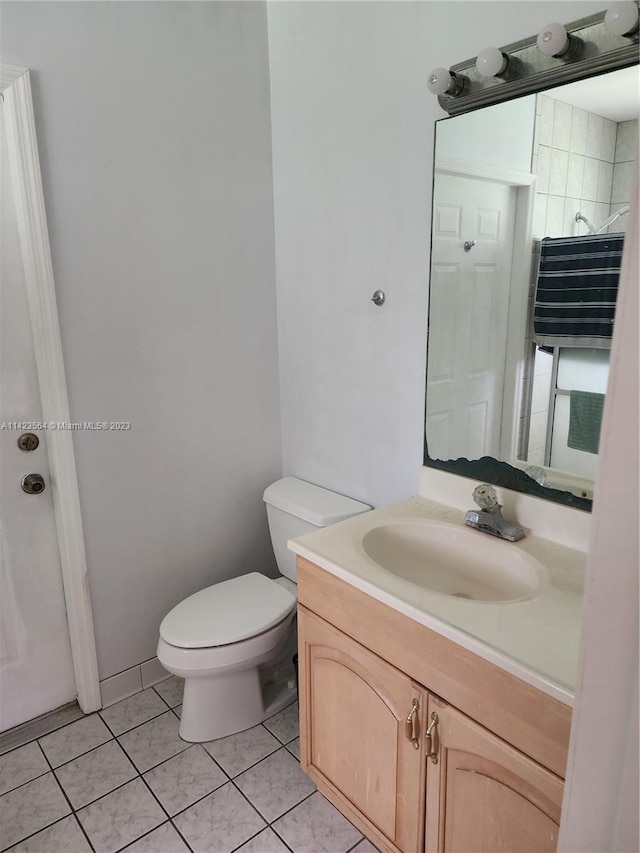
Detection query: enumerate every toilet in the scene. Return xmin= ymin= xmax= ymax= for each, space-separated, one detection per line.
xmin=157 ymin=476 xmax=370 ymax=742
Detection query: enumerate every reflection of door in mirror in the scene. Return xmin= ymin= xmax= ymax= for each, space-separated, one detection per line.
xmin=426 ymin=174 xmax=516 ymax=460
xmin=425 ymin=67 xmax=637 ymax=502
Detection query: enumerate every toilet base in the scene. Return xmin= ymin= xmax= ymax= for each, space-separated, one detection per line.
xmin=180 ymin=667 xmax=267 ymax=742
xmin=179 ymin=668 xmax=297 ymax=742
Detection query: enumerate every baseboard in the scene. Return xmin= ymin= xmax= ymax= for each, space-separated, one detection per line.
xmin=99 ymin=657 xmax=170 ymax=708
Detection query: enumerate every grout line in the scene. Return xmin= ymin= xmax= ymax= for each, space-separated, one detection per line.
xmin=139 ymin=772 xmax=173 ymax=822
xmin=229 ymin=778 xmax=275 ymax=835
xmin=267 ymin=819 xmax=298 ymax=853
xmin=229 ymin=775 xmax=317 ymax=845
xmin=0 ymin=766 xmax=50 ymax=798
xmin=151 ymin=679 xmax=184 ymax=710
xmin=204 ymin=740 xmax=282 ymax=782
xmin=100 ymin=706 xmax=170 ymax=739
xmin=169 ymin=818 xmax=198 ymax=853
xmin=117 ymin=741 xmax=191 ymax=776
xmin=165 ymin=776 xmax=232 ymax=821
xmin=117 ymin=820 xmax=171 ymax=851
xmin=69 ymin=773 xmax=142 ymax=816
xmin=194 ymin=745 xmax=228 ymax=779
xmin=72 ymin=811 xmax=98 ymax=853
xmin=228 ymin=822 xmax=296 ymax=853
xmin=0 ymin=813 xmax=80 ymax=853
xmin=47 ymin=734 xmax=115 ymax=772
xmin=269 ymin=786 xmax=316 ymax=824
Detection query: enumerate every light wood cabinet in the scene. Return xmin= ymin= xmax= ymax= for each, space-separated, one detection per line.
xmin=299 ymin=607 xmax=426 ymax=852
xmin=425 ymin=695 xmax=563 ymax=853
xmin=297 ymin=558 xmax=569 ymax=853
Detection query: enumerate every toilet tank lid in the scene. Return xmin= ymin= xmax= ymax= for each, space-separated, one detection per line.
xmin=263 ymin=477 xmax=371 ymax=527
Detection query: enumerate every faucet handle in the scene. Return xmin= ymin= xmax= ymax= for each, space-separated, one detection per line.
xmin=472 ymin=484 xmax=501 ymax=511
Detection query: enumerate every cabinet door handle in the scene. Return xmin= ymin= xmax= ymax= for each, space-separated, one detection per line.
xmin=425 ymin=711 xmax=439 ymax=764
xmin=405 ymin=698 xmax=420 ymax=749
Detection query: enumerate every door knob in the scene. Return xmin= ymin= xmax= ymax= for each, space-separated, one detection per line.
xmin=21 ymin=473 xmax=46 ymax=495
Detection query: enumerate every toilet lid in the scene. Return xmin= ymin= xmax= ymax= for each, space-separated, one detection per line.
xmin=159 ymin=572 xmax=296 ymax=648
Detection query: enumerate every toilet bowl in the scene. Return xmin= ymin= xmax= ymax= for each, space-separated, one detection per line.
xmin=157 ymin=477 xmax=370 ymax=743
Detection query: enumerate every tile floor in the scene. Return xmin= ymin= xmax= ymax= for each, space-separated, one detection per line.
xmin=0 ymin=678 xmax=379 ymax=853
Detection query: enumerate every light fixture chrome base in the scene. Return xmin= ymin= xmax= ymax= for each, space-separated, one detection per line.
xmin=437 ymin=9 xmax=639 ymax=116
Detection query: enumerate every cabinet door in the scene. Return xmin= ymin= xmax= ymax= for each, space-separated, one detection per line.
xmin=425 ymin=695 xmax=563 ymax=853
xmin=299 ymin=606 xmax=426 ymax=853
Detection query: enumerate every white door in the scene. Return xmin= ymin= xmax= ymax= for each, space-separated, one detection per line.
xmin=0 ymin=111 xmax=76 ymax=732
xmin=426 ymin=172 xmax=516 ymax=460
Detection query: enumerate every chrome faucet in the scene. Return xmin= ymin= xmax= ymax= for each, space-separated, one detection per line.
xmin=464 ymin=484 xmax=525 ymax=542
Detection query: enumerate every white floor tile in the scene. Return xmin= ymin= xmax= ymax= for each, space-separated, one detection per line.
xmin=203 ymin=724 xmax=280 ymax=778
xmin=0 ymin=742 xmax=49 ymax=796
xmin=286 ymin=737 xmax=300 ymax=761
xmin=5 ymin=815 xmax=92 ymax=853
xmin=153 ymin=676 xmax=184 ymax=708
xmin=0 ymin=773 xmax=71 ymax=849
xmin=235 ymin=748 xmax=316 ymax=823
xmin=76 ymin=777 xmax=165 ymax=853
xmin=100 ymin=689 xmax=168 ymax=736
xmin=54 ymin=740 xmax=137 ymax=810
xmin=143 ymin=745 xmax=227 ymax=816
xmin=39 ymin=716 xmax=112 ymax=768
xmin=124 ymin=821 xmax=191 ymax=852
xmin=173 ymin=782 xmax=266 ymax=853
xmin=272 ymin=791 xmax=362 ymax=853
xmin=351 ymin=838 xmax=381 ymax=852
xmin=118 ymin=712 xmax=190 ymax=773
xmin=235 ymin=827 xmax=290 ymax=852
xmin=263 ymin=701 xmax=299 ymax=744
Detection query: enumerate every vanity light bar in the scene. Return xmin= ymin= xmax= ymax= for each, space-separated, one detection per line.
xmin=430 ymin=5 xmax=639 ymax=116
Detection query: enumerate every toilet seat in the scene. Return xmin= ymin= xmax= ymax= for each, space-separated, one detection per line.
xmin=159 ymin=572 xmax=296 ymax=649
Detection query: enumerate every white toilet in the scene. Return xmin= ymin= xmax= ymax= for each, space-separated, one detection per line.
xmin=157 ymin=476 xmax=370 ymax=742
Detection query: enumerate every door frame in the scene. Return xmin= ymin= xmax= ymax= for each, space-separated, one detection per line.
xmin=1 ymin=64 xmax=101 ymax=714
xmin=434 ymin=157 xmax=536 ymax=462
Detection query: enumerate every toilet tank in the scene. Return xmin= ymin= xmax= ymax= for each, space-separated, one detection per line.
xmin=263 ymin=477 xmax=370 ymax=583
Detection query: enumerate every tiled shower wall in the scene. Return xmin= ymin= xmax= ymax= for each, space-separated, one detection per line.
xmin=611 ymin=119 xmax=638 ymax=222
xmin=531 ymin=94 xmax=623 ymax=242
xmin=525 ymin=96 xmax=637 ymax=464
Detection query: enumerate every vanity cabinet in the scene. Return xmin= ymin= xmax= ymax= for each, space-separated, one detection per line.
xmin=300 ymin=606 xmax=426 ymax=852
xmin=425 ymin=695 xmax=562 ymax=853
xmin=297 ymin=557 xmax=570 ymax=853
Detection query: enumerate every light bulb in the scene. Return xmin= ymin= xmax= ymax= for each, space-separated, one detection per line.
xmin=427 ymin=67 xmax=464 ymax=96
xmin=604 ymin=1 xmax=639 ymax=35
xmin=536 ymin=22 xmax=570 ymax=57
xmin=475 ymin=47 xmax=509 ymax=78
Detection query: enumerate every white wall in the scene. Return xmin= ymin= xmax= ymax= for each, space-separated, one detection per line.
xmin=267 ymin=0 xmax=603 ymax=510
xmin=558 ymin=163 xmax=639 ymax=853
xmin=1 ymin=1 xmax=281 ymax=679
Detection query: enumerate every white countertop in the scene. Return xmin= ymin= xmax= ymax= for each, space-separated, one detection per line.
xmin=288 ymin=495 xmax=586 ymax=706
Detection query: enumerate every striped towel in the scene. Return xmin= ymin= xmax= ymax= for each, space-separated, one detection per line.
xmin=533 ymin=233 xmax=624 ymax=349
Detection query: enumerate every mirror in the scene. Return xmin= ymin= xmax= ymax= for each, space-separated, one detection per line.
xmin=424 ymin=65 xmax=638 ymax=509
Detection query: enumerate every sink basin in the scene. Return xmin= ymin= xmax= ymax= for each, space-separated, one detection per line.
xmin=361 ymin=519 xmax=544 ymax=603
